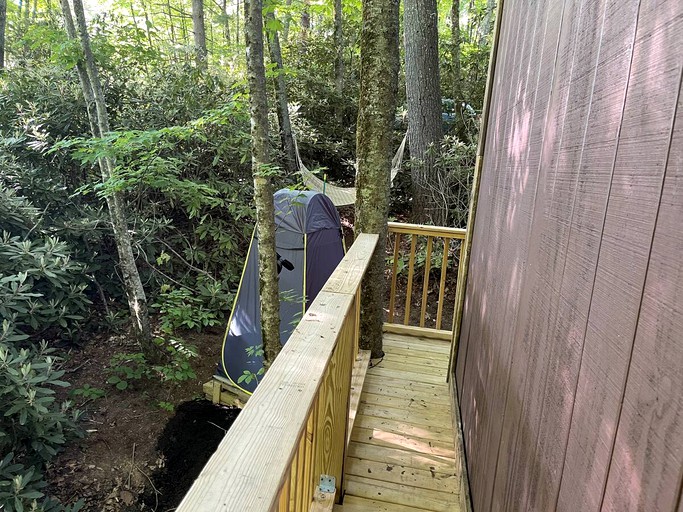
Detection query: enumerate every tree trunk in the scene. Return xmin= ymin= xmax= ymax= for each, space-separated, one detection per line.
xmin=222 ymin=0 xmax=230 ymax=44
xmin=281 ymin=0 xmax=292 ymax=42
xmin=300 ymin=0 xmax=309 ymax=44
xmin=354 ymin=0 xmax=399 ymax=358
xmin=235 ymin=0 xmax=239 ymax=44
xmin=245 ymin=0 xmax=281 ymax=366
xmin=61 ymin=0 xmax=155 ymax=359
xmin=333 ymin=0 xmax=344 ymax=98
xmin=450 ymin=0 xmax=461 ymax=102
xmin=166 ymin=0 xmax=177 ymax=47
xmin=192 ymin=0 xmax=207 ymax=67
xmin=481 ymin=0 xmax=495 ymax=42
xmin=141 ymin=0 xmax=154 ymax=50
xmin=0 ymin=0 xmax=6 ymax=69
xmin=265 ymin=10 xmax=296 ymax=174
xmin=404 ymin=0 xmax=443 ymax=223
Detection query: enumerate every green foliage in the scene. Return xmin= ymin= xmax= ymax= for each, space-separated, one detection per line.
xmin=151 ymin=284 xmax=228 ymax=333
xmin=106 ymin=335 xmax=197 ymax=390
xmin=157 ymin=401 xmax=174 ymax=412
xmin=0 ymin=233 xmax=91 ymax=340
xmin=0 ymin=341 xmax=83 ymax=512
xmin=106 ymin=353 xmax=147 ymax=390
xmin=70 ymin=384 xmax=106 ymax=401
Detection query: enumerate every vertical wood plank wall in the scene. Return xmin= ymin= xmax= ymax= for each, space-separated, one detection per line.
xmin=455 ymin=0 xmax=683 ymax=511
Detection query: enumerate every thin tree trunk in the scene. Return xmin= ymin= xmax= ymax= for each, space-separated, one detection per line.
xmin=235 ymin=0 xmax=239 ymax=44
xmin=404 ymin=0 xmax=443 ymax=223
xmin=481 ymin=0 xmax=495 ymax=42
xmin=333 ymin=0 xmax=344 ymax=91
xmin=192 ymin=0 xmax=207 ymax=67
xmin=180 ymin=6 xmax=189 ymax=45
xmin=300 ymin=0 xmax=309 ymax=45
xmin=141 ymin=0 xmax=154 ymax=50
xmin=281 ymin=0 xmax=292 ymax=42
xmin=333 ymin=0 xmax=344 ymax=115
xmin=245 ymin=0 xmax=281 ymax=366
xmin=222 ymin=0 xmax=230 ymax=44
xmin=62 ymin=0 xmax=155 ymax=358
xmin=354 ymin=0 xmax=399 ymax=358
xmin=451 ymin=0 xmax=461 ymax=102
xmin=265 ymin=10 xmax=296 ymax=173
xmin=0 ymin=0 xmax=6 ymax=69
xmin=166 ymin=0 xmax=177 ymax=47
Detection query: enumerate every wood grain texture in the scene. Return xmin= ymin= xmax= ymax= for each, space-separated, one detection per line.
xmin=600 ymin=38 xmax=683 ymax=512
xmin=347 ymin=350 xmax=371 ymax=446
xmin=387 ymin=222 xmax=466 ymax=239
xmin=455 ymin=0 xmax=683 ymax=511
xmin=177 ymin=234 xmax=377 ymax=511
xmin=343 ymin=333 xmax=463 ymax=511
xmin=558 ymin=3 xmax=682 ymax=510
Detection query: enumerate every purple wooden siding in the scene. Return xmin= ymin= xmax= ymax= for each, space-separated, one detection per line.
xmin=455 ymin=0 xmax=683 ymax=511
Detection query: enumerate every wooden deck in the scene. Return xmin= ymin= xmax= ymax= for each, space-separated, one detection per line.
xmin=337 ymin=332 xmax=469 ymax=512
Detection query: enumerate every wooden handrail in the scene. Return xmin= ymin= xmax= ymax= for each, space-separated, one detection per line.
xmin=386 ymin=222 xmax=466 ymax=332
xmin=387 ymin=221 xmax=467 ymax=239
xmin=177 ymin=234 xmax=378 ymax=512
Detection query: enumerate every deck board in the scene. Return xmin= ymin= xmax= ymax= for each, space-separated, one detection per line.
xmin=341 ymin=333 xmax=464 ymax=511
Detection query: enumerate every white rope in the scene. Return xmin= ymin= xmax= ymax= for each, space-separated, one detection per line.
xmin=294 ymin=132 xmax=408 ymax=206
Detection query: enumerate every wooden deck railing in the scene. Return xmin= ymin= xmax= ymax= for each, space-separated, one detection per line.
xmin=386 ymin=222 xmax=467 ymax=337
xmin=177 ymin=234 xmax=378 ymax=512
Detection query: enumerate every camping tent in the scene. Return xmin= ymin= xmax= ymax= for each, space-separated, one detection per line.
xmin=216 ymin=189 xmax=345 ymax=394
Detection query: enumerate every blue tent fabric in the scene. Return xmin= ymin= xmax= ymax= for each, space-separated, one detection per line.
xmin=216 ymin=189 xmax=344 ymax=394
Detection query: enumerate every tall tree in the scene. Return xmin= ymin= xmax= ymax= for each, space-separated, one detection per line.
xmin=265 ymin=6 xmax=296 ymax=173
xmin=192 ymin=0 xmax=207 ymax=66
xmin=450 ymin=0 xmax=461 ymax=102
xmin=60 ymin=0 xmax=155 ymax=358
xmin=245 ymin=0 xmax=281 ymax=366
xmin=221 ymin=0 xmax=231 ymax=44
xmin=354 ymin=0 xmax=399 ymax=358
xmin=0 ymin=0 xmax=6 ymax=69
xmin=404 ymin=0 xmax=443 ymax=223
xmin=333 ymin=0 xmax=344 ymax=98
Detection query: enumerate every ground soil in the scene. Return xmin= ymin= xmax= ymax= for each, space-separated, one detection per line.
xmin=46 ymin=327 xmax=238 ymax=512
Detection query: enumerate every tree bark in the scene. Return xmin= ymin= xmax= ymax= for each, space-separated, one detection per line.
xmin=450 ymin=0 xmax=461 ymax=102
xmin=354 ymin=0 xmax=399 ymax=358
xmin=0 ymin=0 xmax=6 ymax=69
xmin=222 ymin=0 xmax=230 ymax=44
xmin=61 ymin=0 xmax=155 ymax=358
xmin=300 ymin=0 xmax=310 ymax=44
xmin=333 ymin=0 xmax=344 ymax=98
xmin=192 ymin=0 xmax=207 ymax=67
xmin=481 ymin=0 xmax=495 ymax=42
xmin=265 ymin=9 xmax=296 ymax=174
xmin=235 ymin=0 xmax=240 ymax=44
xmin=245 ymin=0 xmax=281 ymax=366
xmin=404 ymin=0 xmax=443 ymax=224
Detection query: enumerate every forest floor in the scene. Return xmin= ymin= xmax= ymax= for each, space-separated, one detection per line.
xmin=47 ymin=328 xmax=239 ymax=512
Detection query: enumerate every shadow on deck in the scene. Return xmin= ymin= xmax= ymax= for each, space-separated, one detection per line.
xmin=338 ymin=332 xmax=469 ymax=512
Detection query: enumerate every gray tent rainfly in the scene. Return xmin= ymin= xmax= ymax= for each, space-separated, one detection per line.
xmin=216 ymin=189 xmax=345 ymax=394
